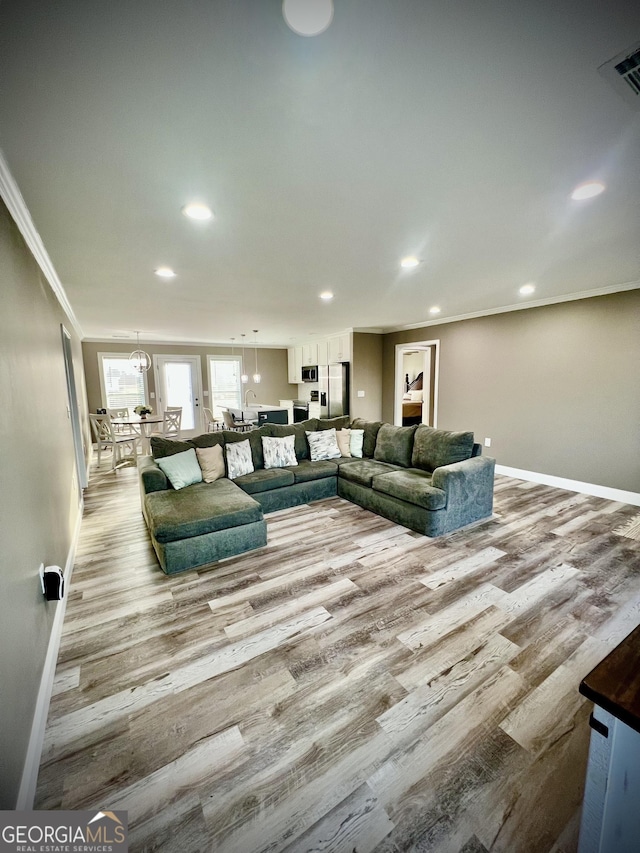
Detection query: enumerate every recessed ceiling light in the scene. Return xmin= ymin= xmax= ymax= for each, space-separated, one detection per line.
xmin=429 ymin=306 xmax=441 ymax=315
xmin=319 ymin=291 xmax=334 ymax=301
xmin=571 ymin=181 xmax=605 ymax=201
xmin=154 ymin=267 xmax=176 ymax=279
xmin=519 ymin=283 xmax=536 ymax=295
xmin=182 ymin=203 xmax=213 ymax=220
xmin=282 ymin=0 xmax=334 ymax=36
xmin=400 ymin=256 xmax=420 ymax=269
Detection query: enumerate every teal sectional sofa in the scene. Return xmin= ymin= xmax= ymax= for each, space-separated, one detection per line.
xmin=138 ymin=417 xmax=495 ymax=574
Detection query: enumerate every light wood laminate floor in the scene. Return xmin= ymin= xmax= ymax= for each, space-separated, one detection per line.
xmin=36 ymin=459 xmax=640 ymax=852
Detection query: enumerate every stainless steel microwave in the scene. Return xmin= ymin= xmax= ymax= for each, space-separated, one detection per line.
xmin=301 ymin=365 xmax=318 ymax=382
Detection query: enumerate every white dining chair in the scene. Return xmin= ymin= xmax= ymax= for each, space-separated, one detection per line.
xmin=221 ymin=409 xmax=253 ymax=432
xmin=89 ymin=413 xmax=140 ymax=469
xmin=203 ymin=406 xmax=220 ymax=433
xmin=151 ymin=407 xmax=182 ymax=439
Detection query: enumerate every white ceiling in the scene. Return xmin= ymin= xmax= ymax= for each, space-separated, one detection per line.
xmin=1 ymin=0 xmax=639 ymax=346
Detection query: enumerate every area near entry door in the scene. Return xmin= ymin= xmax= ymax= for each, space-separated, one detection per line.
xmin=153 ymin=355 xmax=203 ymax=438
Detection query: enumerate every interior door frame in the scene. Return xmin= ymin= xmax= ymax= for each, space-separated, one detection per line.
xmin=394 ymin=339 xmax=440 ymax=427
xmin=61 ymin=325 xmax=88 ymax=490
xmin=153 ymin=354 xmax=204 ymax=436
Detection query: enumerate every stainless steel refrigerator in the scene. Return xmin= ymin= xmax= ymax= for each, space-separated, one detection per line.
xmin=318 ymin=363 xmax=349 ymax=418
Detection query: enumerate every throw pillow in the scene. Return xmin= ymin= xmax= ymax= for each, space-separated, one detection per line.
xmin=335 ymin=428 xmax=351 ymax=457
xmin=410 ymin=390 xmax=424 ymax=402
xmin=195 ymin=444 xmax=225 ymax=483
xmin=157 ymin=448 xmax=203 ymax=490
xmin=349 ymin=428 xmax=364 ymax=458
xmin=225 ymin=439 xmax=254 ymax=480
xmin=262 ymin=435 xmax=298 ymax=469
xmin=306 ymin=428 xmax=341 ymax=461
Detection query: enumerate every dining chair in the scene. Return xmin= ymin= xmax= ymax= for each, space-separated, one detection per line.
xmin=203 ymin=407 xmax=220 ymax=432
xmin=89 ymin=413 xmax=140 ymax=469
xmin=107 ymin=406 xmax=137 ymax=436
xmin=221 ymin=409 xmax=253 ymax=432
xmin=158 ymin=407 xmax=182 ymax=438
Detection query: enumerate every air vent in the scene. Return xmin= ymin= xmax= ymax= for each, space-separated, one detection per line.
xmin=599 ymin=40 xmax=640 ymax=109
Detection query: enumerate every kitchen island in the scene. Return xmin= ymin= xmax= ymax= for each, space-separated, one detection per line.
xmin=227 ymin=404 xmax=289 ymax=425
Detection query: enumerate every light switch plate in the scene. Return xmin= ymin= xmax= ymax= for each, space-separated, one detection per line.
xmin=357 ymin=390 xmax=365 ymax=397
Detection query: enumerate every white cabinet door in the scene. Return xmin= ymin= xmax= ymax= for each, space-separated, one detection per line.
xmin=302 ymin=342 xmax=318 ymax=365
xmin=294 ymin=347 xmax=303 ymax=382
xmin=287 ymin=348 xmax=297 ymax=384
xmin=317 ymin=338 xmax=328 ymax=365
xmin=328 ymin=333 xmax=351 ymax=363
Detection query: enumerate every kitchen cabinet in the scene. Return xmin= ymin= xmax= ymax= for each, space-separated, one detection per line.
xmin=317 ymin=338 xmax=328 ymax=366
xmin=578 ymin=625 xmax=640 ymax=853
xmin=287 ymin=347 xmax=303 ymax=384
xmin=302 ymin=342 xmax=318 ymax=365
xmin=279 ymin=400 xmax=294 ymax=424
xmin=328 ymin=332 xmax=351 ymax=363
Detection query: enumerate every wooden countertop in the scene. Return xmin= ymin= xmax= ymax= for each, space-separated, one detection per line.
xmin=580 ymin=624 xmax=640 ymax=734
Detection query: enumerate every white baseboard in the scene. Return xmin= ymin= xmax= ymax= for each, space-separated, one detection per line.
xmin=495 ymin=465 xmax=640 ymax=507
xmin=15 ymin=495 xmax=84 ymax=809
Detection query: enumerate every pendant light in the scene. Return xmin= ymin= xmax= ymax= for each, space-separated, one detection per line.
xmin=129 ymin=330 xmax=151 ymax=373
xmin=240 ymin=334 xmax=249 ymax=384
xmin=252 ymin=329 xmax=261 ymax=384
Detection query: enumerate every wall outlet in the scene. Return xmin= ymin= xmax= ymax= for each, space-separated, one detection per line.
xmin=484 ymin=437 xmax=492 ymax=447
xmin=357 ymin=390 xmax=365 ymax=397
xmin=39 ymin=562 xmax=45 ymax=594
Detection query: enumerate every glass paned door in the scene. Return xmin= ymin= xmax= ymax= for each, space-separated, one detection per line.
xmin=154 ymin=355 xmax=203 ymax=437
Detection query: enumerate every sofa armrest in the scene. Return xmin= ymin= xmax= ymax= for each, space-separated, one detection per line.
xmin=431 ymin=455 xmax=496 ymax=526
xmin=138 ymin=455 xmax=169 ymax=494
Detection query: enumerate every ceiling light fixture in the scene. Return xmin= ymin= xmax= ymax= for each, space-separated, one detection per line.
xmin=252 ymin=330 xmax=261 ymax=384
xmin=400 ymin=256 xmax=420 ymax=269
xmin=129 ymin=330 xmax=151 ymax=373
xmin=154 ymin=267 xmax=176 ymax=279
xmin=182 ymin=202 xmax=213 ymax=220
xmin=571 ymin=181 xmax=605 ymax=201
xmin=319 ymin=291 xmax=334 ymax=301
xmin=240 ymin=334 xmax=249 ymax=384
xmin=519 ymin=283 xmax=536 ymax=295
xmin=429 ymin=306 xmax=441 ymax=315
xmin=282 ymin=0 xmax=334 ymax=36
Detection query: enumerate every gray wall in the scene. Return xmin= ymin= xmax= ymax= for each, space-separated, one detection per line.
xmin=0 ymin=200 xmax=87 ymax=807
xmin=383 ymin=290 xmax=640 ymax=493
xmin=82 ymin=341 xmax=293 ymax=421
xmin=351 ymin=332 xmax=383 ymax=421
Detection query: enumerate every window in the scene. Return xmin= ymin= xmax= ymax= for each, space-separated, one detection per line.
xmin=98 ymin=354 xmax=148 ymax=410
xmin=208 ymin=356 xmax=242 ymax=418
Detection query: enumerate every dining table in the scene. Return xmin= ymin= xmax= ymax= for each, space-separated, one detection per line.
xmin=110 ymin=414 xmax=164 ymax=456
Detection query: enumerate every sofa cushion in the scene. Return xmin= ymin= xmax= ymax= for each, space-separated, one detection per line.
xmin=262 ymin=435 xmax=298 ymax=469
xmin=372 ymin=469 xmax=447 ymax=510
xmin=146 ymin=479 xmax=262 ymax=544
xmin=151 ymin=436 xmax=194 ymax=459
xmin=307 ymin=428 xmax=341 ymax=461
xmin=225 ymin=439 xmax=254 ymax=479
xmin=317 ymin=416 xmax=350 ymax=431
xmin=411 ymin=424 xmax=475 ymax=472
xmin=262 ymin=419 xmax=317 ymax=460
xmin=288 ymin=459 xmax=338 ymax=483
xmin=223 ymin=427 xmax=267 ymax=470
xmin=349 ymin=419 xmax=382 ymax=458
xmin=157 ymin=448 xmax=203 ymax=490
xmin=190 ymin=432 xmax=225 ymax=450
xmin=339 ymin=459 xmax=402 ymax=488
xmin=335 ymin=428 xmax=351 ymax=457
xmin=234 ymin=467 xmax=295 ymax=494
xmin=195 ymin=444 xmax=225 ymax=483
xmin=374 ymin=424 xmax=418 ymax=468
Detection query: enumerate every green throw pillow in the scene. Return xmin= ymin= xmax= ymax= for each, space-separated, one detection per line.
xmin=157 ymin=448 xmax=203 ymax=490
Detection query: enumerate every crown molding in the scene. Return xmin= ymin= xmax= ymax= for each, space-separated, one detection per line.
xmin=0 ymin=149 xmax=83 ymax=339
xmin=384 ymin=280 xmax=640 ymax=334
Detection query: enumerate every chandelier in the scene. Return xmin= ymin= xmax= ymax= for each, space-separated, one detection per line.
xmin=129 ymin=331 xmax=151 ymax=373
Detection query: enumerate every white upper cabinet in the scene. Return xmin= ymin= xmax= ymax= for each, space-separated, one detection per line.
xmin=317 ymin=338 xmax=328 ymax=366
xmin=328 ymin=332 xmax=351 ymax=363
xmin=302 ymin=342 xmax=318 ymax=365
xmin=287 ymin=346 xmax=303 ymax=383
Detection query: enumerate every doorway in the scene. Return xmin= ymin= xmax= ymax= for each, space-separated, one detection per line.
xmin=394 ymin=340 xmax=439 ymax=427
xmin=153 ymin=355 xmax=203 ymax=438
xmin=61 ymin=325 xmax=88 ymax=490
